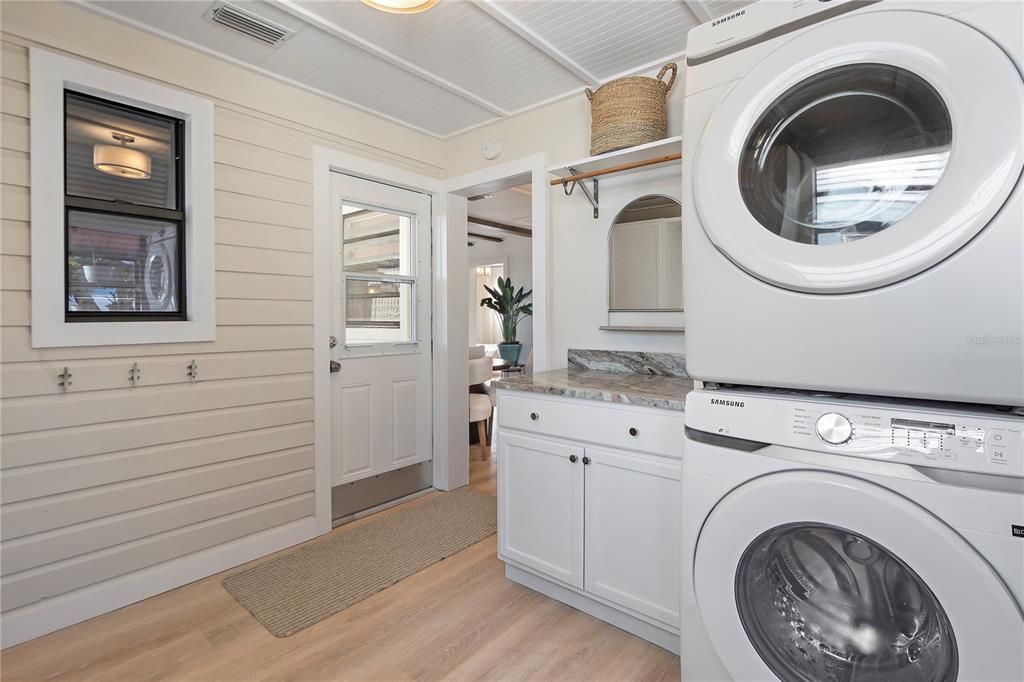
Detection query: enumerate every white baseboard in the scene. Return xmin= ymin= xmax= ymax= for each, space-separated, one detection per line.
xmin=505 ymin=564 xmax=681 ymax=655
xmin=1 ymin=516 xmax=317 ymax=649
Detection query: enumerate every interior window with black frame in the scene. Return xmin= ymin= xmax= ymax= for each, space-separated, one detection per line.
xmin=64 ymin=91 xmax=185 ymax=320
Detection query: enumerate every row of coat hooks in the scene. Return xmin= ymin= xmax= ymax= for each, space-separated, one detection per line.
xmin=55 ymin=359 xmax=201 ymax=393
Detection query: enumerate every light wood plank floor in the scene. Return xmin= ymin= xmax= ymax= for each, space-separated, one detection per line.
xmin=1 ymin=458 xmax=680 ymax=682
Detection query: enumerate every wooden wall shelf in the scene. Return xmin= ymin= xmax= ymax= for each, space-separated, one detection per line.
xmin=548 ymin=136 xmax=682 ymax=219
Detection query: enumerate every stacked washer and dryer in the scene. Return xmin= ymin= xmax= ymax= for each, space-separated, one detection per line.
xmin=678 ymin=1 xmax=1024 ymax=680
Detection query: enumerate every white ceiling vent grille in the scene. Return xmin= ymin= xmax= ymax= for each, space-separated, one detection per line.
xmin=205 ymin=2 xmax=295 ymax=46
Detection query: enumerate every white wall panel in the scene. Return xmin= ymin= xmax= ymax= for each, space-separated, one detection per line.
xmin=0 ymin=0 xmax=438 ymax=644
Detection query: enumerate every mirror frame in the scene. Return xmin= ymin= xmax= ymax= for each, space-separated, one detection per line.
xmin=606 ymin=193 xmax=684 ymax=315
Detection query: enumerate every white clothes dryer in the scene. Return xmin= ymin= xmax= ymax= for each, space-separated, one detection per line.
xmin=681 ymin=388 xmax=1024 ymax=681
xmin=144 ymin=226 xmax=177 ymax=312
xmin=680 ymin=0 xmax=1024 ymax=406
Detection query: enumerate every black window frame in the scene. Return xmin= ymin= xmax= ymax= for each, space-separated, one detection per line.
xmin=63 ymin=89 xmax=187 ymax=322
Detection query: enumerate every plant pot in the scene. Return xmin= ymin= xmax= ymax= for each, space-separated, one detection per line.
xmin=82 ymin=265 xmax=115 ymax=284
xmin=497 ymin=342 xmax=522 ymax=366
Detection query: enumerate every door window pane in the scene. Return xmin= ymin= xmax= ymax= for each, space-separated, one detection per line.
xmin=342 ymin=206 xmax=412 ymax=277
xmin=739 ymin=64 xmax=952 ymax=245
xmin=67 ymin=211 xmax=180 ymax=314
xmin=345 ymin=279 xmax=413 ymax=344
xmin=735 ymin=523 xmax=957 ymax=682
xmin=65 ymin=91 xmax=180 ymax=210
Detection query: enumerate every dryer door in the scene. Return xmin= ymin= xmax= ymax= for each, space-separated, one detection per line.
xmin=694 ymin=10 xmax=1024 ymax=293
xmin=693 ymin=470 xmax=1024 ymax=682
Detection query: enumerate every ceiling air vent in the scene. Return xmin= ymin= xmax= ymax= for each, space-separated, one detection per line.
xmin=205 ymin=2 xmax=296 ymax=46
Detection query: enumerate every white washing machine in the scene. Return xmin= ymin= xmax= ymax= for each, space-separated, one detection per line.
xmin=680 ymin=0 xmax=1024 ymax=407
xmin=681 ymin=388 xmax=1024 ymax=681
xmin=144 ymin=226 xmax=178 ymax=312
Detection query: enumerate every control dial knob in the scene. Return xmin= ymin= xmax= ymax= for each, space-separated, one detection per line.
xmin=816 ymin=412 xmax=853 ymax=445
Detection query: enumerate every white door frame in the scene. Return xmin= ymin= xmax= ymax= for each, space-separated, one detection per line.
xmin=312 ymin=150 xmax=548 ymax=534
xmin=443 ymin=153 xmax=549 ymax=371
xmin=312 ymin=147 xmax=445 ymax=533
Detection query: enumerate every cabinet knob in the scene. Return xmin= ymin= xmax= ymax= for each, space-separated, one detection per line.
xmin=569 ymin=454 xmax=578 ymax=463
xmin=530 ymin=412 xmax=539 ymax=421
xmin=582 ymin=456 xmax=591 ymax=465
xmin=628 ymin=427 xmax=639 ymax=437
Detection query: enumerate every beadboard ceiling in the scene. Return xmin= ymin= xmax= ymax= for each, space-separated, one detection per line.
xmin=86 ymin=0 xmax=755 ymax=139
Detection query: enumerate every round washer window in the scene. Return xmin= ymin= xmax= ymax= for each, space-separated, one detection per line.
xmin=735 ymin=523 xmax=957 ymax=681
xmin=739 ymin=64 xmax=952 ymax=246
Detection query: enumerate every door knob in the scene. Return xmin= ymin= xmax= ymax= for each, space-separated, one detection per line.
xmin=582 ymin=456 xmax=591 ymax=465
xmin=329 ymin=360 xmax=341 ymax=373
xmin=569 ymin=454 xmax=578 ymax=463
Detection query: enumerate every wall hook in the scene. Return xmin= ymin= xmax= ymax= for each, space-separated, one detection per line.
xmin=58 ymin=366 xmax=73 ymax=392
xmin=187 ymin=359 xmax=199 ymax=382
xmin=129 ymin=362 xmax=142 ymax=386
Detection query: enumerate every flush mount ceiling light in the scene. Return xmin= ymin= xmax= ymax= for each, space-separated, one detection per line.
xmin=93 ymin=132 xmax=152 ymax=179
xmin=360 ymin=0 xmax=440 ymax=14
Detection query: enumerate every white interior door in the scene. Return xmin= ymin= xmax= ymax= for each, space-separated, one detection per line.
xmin=330 ymin=173 xmax=432 ymax=485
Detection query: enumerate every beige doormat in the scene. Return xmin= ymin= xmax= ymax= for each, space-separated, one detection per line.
xmin=223 ymin=488 xmax=497 ymax=637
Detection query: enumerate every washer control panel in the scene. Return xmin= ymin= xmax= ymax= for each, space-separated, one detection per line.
xmin=685 ymin=389 xmax=1023 ymax=477
xmin=791 ymin=404 xmax=1022 ymax=475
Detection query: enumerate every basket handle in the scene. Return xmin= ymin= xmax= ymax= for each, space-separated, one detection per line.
xmin=657 ymin=63 xmax=678 ymax=92
xmin=585 ymin=87 xmax=595 ymax=102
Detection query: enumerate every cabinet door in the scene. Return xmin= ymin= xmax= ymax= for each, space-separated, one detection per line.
xmin=498 ymin=432 xmax=584 ymax=589
xmin=584 ymin=446 xmax=681 ymax=627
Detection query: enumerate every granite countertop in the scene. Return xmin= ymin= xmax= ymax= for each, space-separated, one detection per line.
xmin=494 ymin=368 xmax=694 ymax=411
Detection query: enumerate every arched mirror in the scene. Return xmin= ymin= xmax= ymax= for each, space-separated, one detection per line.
xmin=607 ymin=195 xmax=683 ymax=329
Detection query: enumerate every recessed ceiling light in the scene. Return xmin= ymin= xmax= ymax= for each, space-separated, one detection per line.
xmin=360 ymin=0 xmax=440 ymax=14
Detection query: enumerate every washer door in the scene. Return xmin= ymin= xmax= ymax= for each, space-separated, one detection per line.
xmin=693 ymin=10 xmax=1024 ymax=293
xmin=694 ymin=471 xmax=1024 ymax=681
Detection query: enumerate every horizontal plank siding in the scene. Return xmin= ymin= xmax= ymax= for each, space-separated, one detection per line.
xmin=1 ymin=471 xmax=315 ymax=574
xmin=2 ymin=494 xmax=315 ymax=611
xmin=1 ymin=447 xmax=314 ymax=541
xmin=214 ymin=137 xmax=311 ymax=183
xmin=1 ymin=423 xmax=314 ymax=502
xmin=1 ymin=374 xmax=313 ymax=434
xmin=1 ymin=220 xmax=30 ymax=256
xmin=1 ymin=399 xmax=313 ymax=468
xmin=214 ymin=164 xmax=312 ymax=206
xmin=0 ymin=325 xmax=312 ymax=363
xmin=215 ymin=219 xmax=312 ymax=254
xmin=0 ymin=33 xmax=353 ymax=630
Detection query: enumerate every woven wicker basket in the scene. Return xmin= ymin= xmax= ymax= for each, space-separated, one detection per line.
xmin=586 ymin=63 xmax=677 ymax=156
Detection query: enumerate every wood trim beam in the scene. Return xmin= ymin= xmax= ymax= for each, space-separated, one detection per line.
xmin=468 ymin=216 xmax=532 ymax=237
xmin=270 ymin=0 xmax=509 ymax=117
xmin=468 ymin=232 xmax=503 ymax=243
xmin=469 ymin=0 xmax=599 ymax=86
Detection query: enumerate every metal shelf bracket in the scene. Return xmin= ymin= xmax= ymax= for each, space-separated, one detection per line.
xmin=559 ymin=166 xmax=599 ymax=219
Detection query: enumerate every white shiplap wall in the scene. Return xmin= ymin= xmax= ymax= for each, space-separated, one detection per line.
xmin=0 ymin=0 xmax=442 ymax=646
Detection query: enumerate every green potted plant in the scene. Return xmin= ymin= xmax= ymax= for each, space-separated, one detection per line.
xmin=480 ymin=276 xmax=533 ymax=365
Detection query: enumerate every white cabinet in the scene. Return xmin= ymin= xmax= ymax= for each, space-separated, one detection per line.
xmin=584 ymin=446 xmax=680 ymax=627
xmin=498 ymin=433 xmax=584 ymax=589
xmin=496 ymin=391 xmax=684 ymax=653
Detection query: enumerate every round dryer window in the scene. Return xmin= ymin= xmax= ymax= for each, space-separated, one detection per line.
xmin=692 ymin=10 xmax=1024 ymax=293
xmin=739 ymin=64 xmax=952 ymax=246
